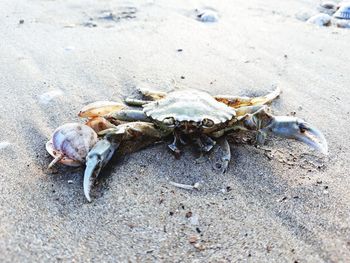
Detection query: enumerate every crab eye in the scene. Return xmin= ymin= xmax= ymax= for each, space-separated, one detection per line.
xmin=202 ymin=118 xmax=214 ymax=128
xmin=163 ymin=117 xmax=175 ymax=127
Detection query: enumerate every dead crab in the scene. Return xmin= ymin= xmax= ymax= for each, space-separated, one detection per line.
xmin=47 ymin=87 xmax=328 ymax=202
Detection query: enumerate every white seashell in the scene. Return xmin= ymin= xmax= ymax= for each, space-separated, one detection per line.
xmin=334 ymin=2 xmax=350 ymax=19
xmin=196 ymin=8 xmax=219 ymax=23
xmin=39 ymin=89 xmax=64 ymax=104
xmin=306 ymin=13 xmax=331 ymax=26
xmin=46 ymin=123 xmax=98 ymax=167
xmin=78 ymin=101 xmax=125 ymax=118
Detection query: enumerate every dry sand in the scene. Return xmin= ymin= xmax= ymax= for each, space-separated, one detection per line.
xmin=1 ymin=0 xmax=350 ymax=262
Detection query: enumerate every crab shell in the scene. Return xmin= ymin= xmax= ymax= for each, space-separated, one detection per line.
xmin=143 ymin=89 xmax=236 ymax=125
xmin=46 ymin=123 xmax=98 ymax=167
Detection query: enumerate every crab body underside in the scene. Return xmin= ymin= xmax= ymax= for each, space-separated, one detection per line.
xmin=47 ymin=87 xmax=328 ymax=202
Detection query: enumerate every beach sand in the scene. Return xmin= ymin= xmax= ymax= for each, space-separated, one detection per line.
xmin=0 ymin=0 xmax=350 ymax=261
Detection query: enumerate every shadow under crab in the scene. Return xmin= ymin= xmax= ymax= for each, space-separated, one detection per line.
xmin=47 ymin=86 xmax=328 ymax=202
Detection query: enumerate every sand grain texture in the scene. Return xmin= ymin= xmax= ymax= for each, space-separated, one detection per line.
xmin=0 ymin=0 xmax=349 ymax=262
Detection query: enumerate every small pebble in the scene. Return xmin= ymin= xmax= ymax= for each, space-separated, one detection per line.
xmin=188 ymin=235 xmax=198 ymax=243
xmin=185 ymin=211 xmax=193 ymax=218
xmin=194 ymin=243 xmax=205 ymax=251
xmin=82 ymin=22 xmax=97 ymax=28
xmin=19 ymin=19 xmax=24 ymax=24
xmin=190 ymin=214 xmax=199 ymax=225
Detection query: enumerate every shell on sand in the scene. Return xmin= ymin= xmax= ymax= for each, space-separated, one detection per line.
xmin=46 ymin=123 xmax=98 ymax=167
xmin=196 ymin=8 xmax=219 ymax=23
xmin=318 ymin=1 xmax=337 ymax=15
xmin=306 ymin=13 xmax=331 ymax=26
xmin=334 ymin=2 xmax=350 ymax=19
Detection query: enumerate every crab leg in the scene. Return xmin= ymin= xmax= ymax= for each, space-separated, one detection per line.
xmin=194 ymin=134 xmax=216 ymax=152
xmin=210 ymin=137 xmax=231 ymax=173
xmin=214 ymin=87 xmax=281 ymax=108
xmin=83 ymin=122 xmax=163 ymax=202
xmin=125 ymin=87 xmax=167 ymax=106
xmin=124 ymin=98 xmax=152 ymax=106
xmin=138 ymin=87 xmax=167 ymax=100
xmin=234 ymin=107 xmax=328 ymax=154
xmin=235 ymin=105 xmax=267 ymax=117
xmin=107 ymin=109 xmax=151 ymax=122
xmin=168 ymin=130 xmax=184 ymax=156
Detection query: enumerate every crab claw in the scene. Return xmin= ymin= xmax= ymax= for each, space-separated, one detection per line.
xmin=268 ymin=116 xmax=328 ymax=154
xmin=84 ymin=139 xmax=117 ymax=202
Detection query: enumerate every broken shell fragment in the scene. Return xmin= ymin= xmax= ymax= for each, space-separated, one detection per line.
xmin=318 ymin=1 xmax=337 ymax=15
xmin=306 ymin=13 xmax=331 ymax=26
xmin=78 ymin=101 xmax=125 ymax=118
xmin=334 ymin=3 xmax=350 ymax=19
xmin=46 ymin=123 xmax=98 ymax=168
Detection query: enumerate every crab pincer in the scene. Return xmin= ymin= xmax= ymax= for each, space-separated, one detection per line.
xmin=239 ymin=107 xmax=328 ymax=154
xmin=266 ymin=116 xmax=328 ymax=154
xmin=83 ymin=122 xmax=163 ymax=202
xmin=83 ymin=138 xmax=118 ymax=202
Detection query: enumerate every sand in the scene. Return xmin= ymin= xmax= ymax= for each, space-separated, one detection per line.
xmin=1 ymin=0 xmax=350 ymax=262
